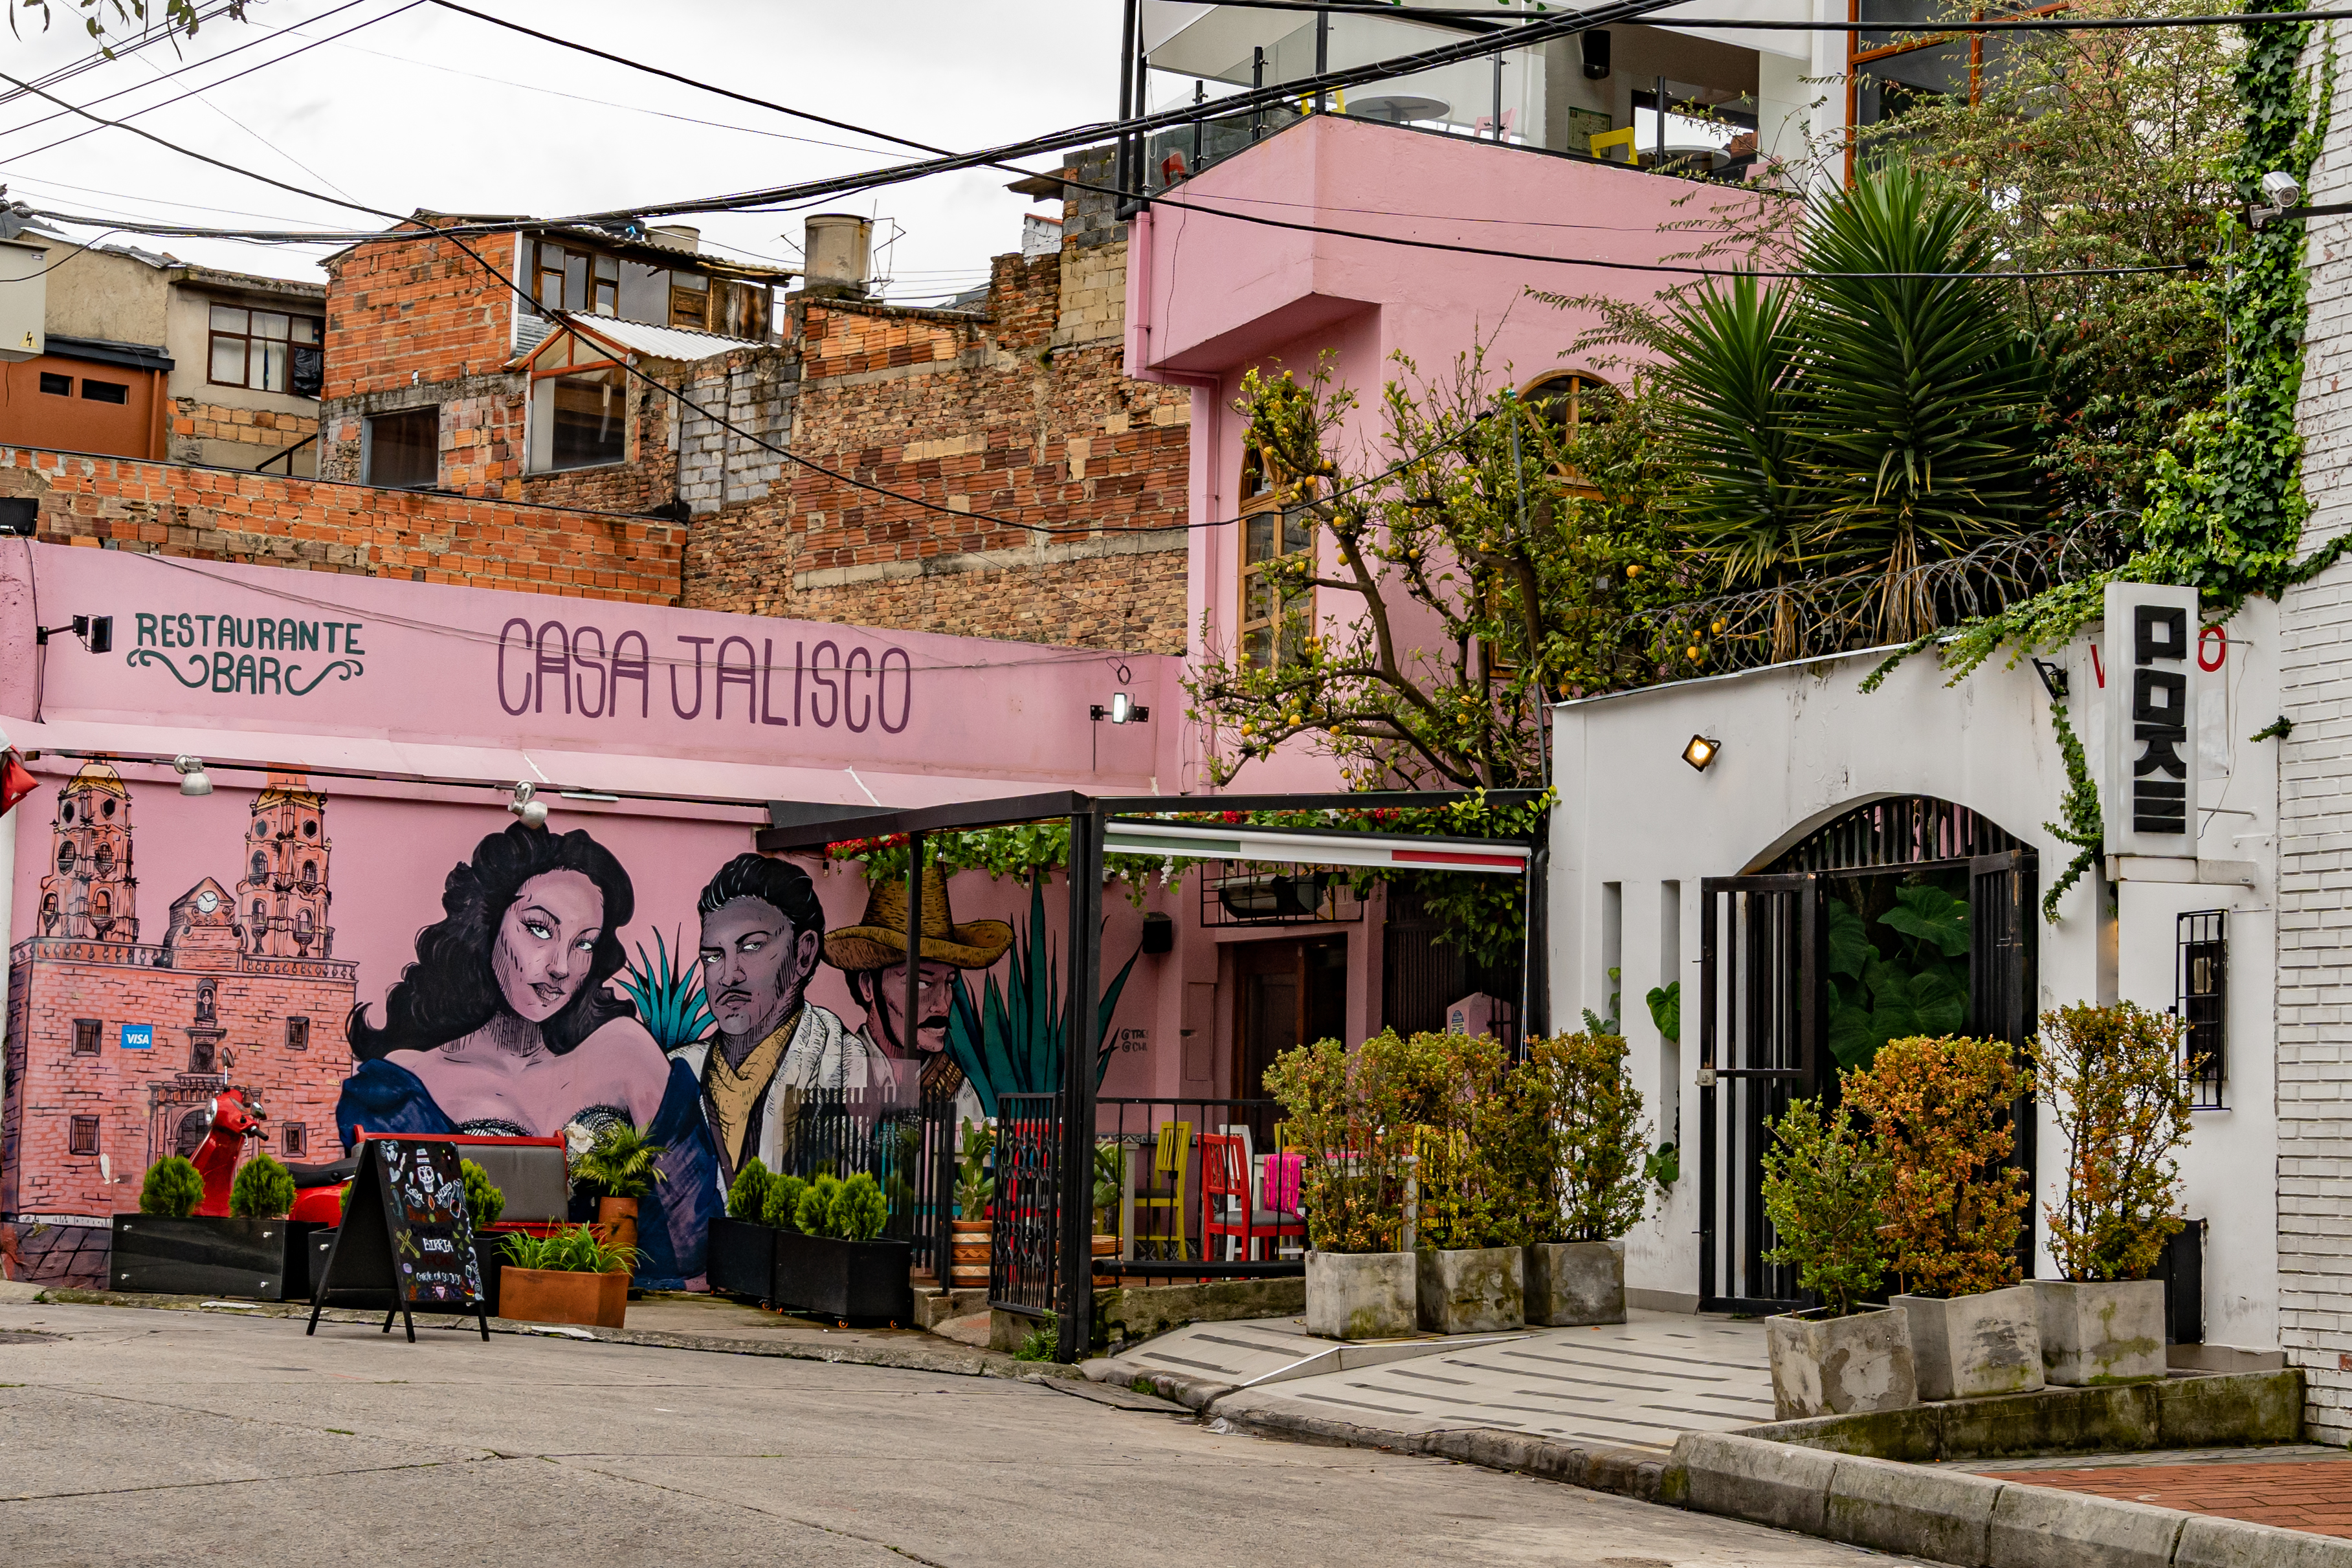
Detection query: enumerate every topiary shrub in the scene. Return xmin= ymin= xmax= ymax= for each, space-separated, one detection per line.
xmin=2030 ymin=1001 xmax=2193 ymax=1283
xmin=794 ymin=1173 xmax=843 ymax=1237
xmin=461 ymin=1160 xmax=505 ymax=1229
xmin=832 ymin=1172 xmax=889 ymax=1242
xmin=763 ymin=1173 xmax=808 ymax=1233
xmin=139 ymin=1156 xmax=205 ymax=1219
xmin=1758 ymin=1096 xmax=1888 ymax=1317
xmin=228 ymin=1154 xmax=298 ymax=1220
xmin=727 ymin=1156 xmax=773 ymax=1222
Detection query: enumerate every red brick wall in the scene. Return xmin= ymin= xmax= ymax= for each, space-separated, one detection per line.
xmin=2 ymin=950 xmax=354 ymax=1217
xmin=683 ymin=245 xmax=1192 ymax=652
xmin=0 ymin=447 xmax=686 ymax=603
xmin=322 ymin=228 xmax=517 ymax=401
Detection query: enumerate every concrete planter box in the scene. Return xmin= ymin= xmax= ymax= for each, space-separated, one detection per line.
xmin=1893 ymin=1286 xmax=2044 ymax=1400
xmin=1305 ymin=1250 xmax=1415 ymax=1340
xmin=1766 ymin=1305 xmax=1918 ymax=1421
xmin=1525 ymin=1239 xmax=1625 ymax=1327
xmin=1415 ymin=1245 xmax=1525 ymax=1335
xmin=2034 ymin=1277 xmax=2167 ymax=1386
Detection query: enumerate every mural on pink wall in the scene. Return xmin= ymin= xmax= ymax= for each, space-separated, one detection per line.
xmin=5 ymin=759 xmax=1156 ymax=1290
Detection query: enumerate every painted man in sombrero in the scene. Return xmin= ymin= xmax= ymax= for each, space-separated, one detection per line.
xmin=823 ymin=862 xmax=1012 ymax=1103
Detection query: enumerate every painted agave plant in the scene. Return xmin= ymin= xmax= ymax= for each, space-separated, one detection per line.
xmin=619 ymin=927 xmax=715 ymax=1053
xmin=945 ymin=874 xmax=1140 ymax=1118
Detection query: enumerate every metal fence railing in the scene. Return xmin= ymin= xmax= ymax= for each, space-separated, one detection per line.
xmin=990 ymin=1092 xmax=1063 ymax=1319
xmin=770 ymin=1084 xmax=959 ymax=1278
xmin=1093 ymin=1097 xmax=1302 ymax=1280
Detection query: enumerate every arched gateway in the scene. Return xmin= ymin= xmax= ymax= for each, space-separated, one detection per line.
xmin=1696 ymin=795 xmax=2037 ymax=1314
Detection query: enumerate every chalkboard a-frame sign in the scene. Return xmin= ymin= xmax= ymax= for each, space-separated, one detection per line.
xmin=305 ymin=1136 xmax=490 ymax=1343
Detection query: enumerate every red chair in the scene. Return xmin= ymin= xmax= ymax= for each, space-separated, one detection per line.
xmin=1201 ymin=1132 xmax=1306 ymax=1261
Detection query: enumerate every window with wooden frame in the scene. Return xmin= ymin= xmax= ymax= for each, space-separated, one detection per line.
xmin=281 ymin=1123 xmax=307 ymax=1156
xmin=72 ymin=1019 xmax=100 ymax=1055
xmin=527 ymin=331 xmax=629 ymax=473
xmin=1523 ymin=371 xmax=1612 ymax=494
xmin=285 ymin=1016 xmax=311 ymax=1052
xmin=1237 ymin=447 xmax=1314 ymax=671
xmin=531 ymin=239 xmax=620 ymax=318
xmin=1848 ymin=0 xmax=2070 ymax=144
xmin=70 ymin=1116 xmax=100 ymax=1156
xmin=208 ymin=304 xmax=323 ymax=395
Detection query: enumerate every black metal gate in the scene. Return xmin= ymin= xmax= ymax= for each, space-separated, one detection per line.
xmin=1696 ymin=875 xmax=1822 ymax=1314
xmin=1697 ymin=801 xmax=2039 ymax=1314
xmin=989 ymin=1091 xmax=1062 ymax=1320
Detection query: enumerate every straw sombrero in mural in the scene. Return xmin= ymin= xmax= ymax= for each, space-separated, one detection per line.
xmin=824 ymin=863 xmax=1014 ymax=973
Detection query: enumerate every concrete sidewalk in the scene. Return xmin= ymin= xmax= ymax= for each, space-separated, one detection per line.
xmin=1091 ymin=1307 xmax=1774 ymax=1454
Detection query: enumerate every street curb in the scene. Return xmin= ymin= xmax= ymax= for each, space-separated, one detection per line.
xmin=1666 ymin=1431 xmax=2352 ymax=1568
xmin=30 ymin=1287 xmax=1082 ymax=1384
xmin=1202 ymin=1397 xmax=1668 ymax=1502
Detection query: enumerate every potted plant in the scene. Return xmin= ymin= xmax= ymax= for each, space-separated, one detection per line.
xmin=1267 ymin=1033 xmax=1416 ymax=1341
xmin=112 ymin=1153 xmax=311 ymax=1301
xmin=2028 ymin=1002 xmax=2191 ymax=1386
xmin=707 ymin=1156 xmax=780 ymax=1301
xmin=1844 ymin=1033 xmax=2041 ymax=1400
xmin=770 ymin=1171 xmax=911 ymax=1322
xmin=499 ymin=1225 xmax=637 ymax=1329
xmin=1507 ymin=1032 xmax=1651 ymax=1327
xmin=461 ymin=1160 xmax=509 ymax=1318
xmin=1093 ymin=1141 xmax=1124 ymax=1263
xmin=949 ymin=1120 xmax=993 ymax=1289
xmin=1757 ymin=1095 xmax=1918 ymax=1420
xmin=570 ymin=1122 xmax=667 ymax=1257
xmin=1403 ymin=1030 xmax=1525 ymax=1334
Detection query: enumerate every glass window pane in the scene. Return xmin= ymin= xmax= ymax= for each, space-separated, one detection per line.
xmin=1281 ymin=507 xmax=1313 ymax=554
xmin=1243 ymin=628 xmax=1274 ymax=672
xmin=549 ymin=373 xmax=626 ymax=469
xmin=1245 ymin=513 xmax=1275 ymax=565
xmin=1245 ymin=574 xmax=1275 ymax=623
xmin=366 ymin=407 xmax=439 ymax=488
xmin=291 ymin=317 xmax=319 ymax=345
xmin=564 ymin=252 xmax=588 ymax=311
xmin=209 ymin=337 xmax=247 ymax=384
xmin=252 ymin=311 xmax=290 ymax=340
xmin=594 ymin=254 xmax=617 ymax=282
xmin=1854 ymin=39 xmax=1969 ymax=127
xmin=209 ymin=304 xmax=247 ymax=333
xmin=256 ymin=339 xmax=289 ymax=393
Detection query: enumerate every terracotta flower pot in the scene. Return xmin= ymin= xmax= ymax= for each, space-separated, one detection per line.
xmin=596 ymin=1196 xmax=639 ymax=1257
xmin=499 ymin=1266 xmax=627 ymax=1329
xmin=949 ymin=1217 xmax=991 ymax=1287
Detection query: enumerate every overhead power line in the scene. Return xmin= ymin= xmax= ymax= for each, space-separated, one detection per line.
xmin=1153 ymin=0 xmax=2352 ymax=27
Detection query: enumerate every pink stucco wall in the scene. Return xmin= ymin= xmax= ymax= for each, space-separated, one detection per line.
xmin=1127 ymin=114 xmax=1726 ymax=789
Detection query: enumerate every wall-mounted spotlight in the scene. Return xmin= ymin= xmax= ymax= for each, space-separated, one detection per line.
xmin=35 ymin=614 xmax=111 ymax=654
xmin=1091 ymin=690 xmax=1150 ymax=725
xmin=1681 ymin=734 xmax=1721 ymax=773
xmin=2030 ymin=657 xmax=2070 ymax=701
xmin=173 ymin=755 xmax=212 ymax=797
xmin=508 ymin=780 xmax=548 ymax=828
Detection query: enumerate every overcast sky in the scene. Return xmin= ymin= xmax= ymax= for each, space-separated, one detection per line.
xmin=0 ymin=0 xmax=1129 ymax=303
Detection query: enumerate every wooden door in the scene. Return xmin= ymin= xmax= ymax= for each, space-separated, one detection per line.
xmin=1232 ymin=937 xmax=1348 ymax=1100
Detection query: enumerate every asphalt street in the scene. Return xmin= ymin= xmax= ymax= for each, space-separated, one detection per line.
xmin=0 ymin=1300 xmax=1925 ymax=1568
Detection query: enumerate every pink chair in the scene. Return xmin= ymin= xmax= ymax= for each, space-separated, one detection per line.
xmin=1203 ymin=1133 xmax=1305 ymax=1261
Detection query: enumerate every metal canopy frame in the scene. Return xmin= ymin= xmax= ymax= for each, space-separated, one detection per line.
xmin=756 ymin=787 xmax=1549 ymax=1362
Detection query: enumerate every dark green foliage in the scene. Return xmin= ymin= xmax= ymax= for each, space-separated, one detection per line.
xmin=616 ymin=927 xmax=714 ymax=1053
xmin=502 ymin=1224 xmax=637 ymax=1274
xmin=793 ymin=1174 xmax=842 ymax=1237
xmin=828 ymin=1172 xmax=889 ymax=1243
xmin=139 ymin=1156 xmax=204 ymax=1219
xmin=1650 ymin=275 xmax=1811 ymax=589
xmin=1645 ymin=980 xmax=1681 ymax=1044
xmin=1826 ymin=885 xmax=1971 ymax=1070
xmin=727 ymin=1156 xmax=773 ymax=1223
xmin=228 ymin=1154 xmax=296 ymax=1220
xmin=461 ymin=1160 xmax=505 ymax=1230
xmin=1759 ymin=1097 xmax=1889 ymax=1317
xmin=571 ymin=1122 xmax=667 ymax=1200
xmin=943 ymin=874 xmax=1140 ymax=1117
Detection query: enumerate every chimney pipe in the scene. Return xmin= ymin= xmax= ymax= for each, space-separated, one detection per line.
xmin=803 ymin=214 xmax=873 ymax=300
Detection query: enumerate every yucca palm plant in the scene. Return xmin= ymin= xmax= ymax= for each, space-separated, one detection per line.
xmin=1797 ymin=160 xmax=2049 ymax=640
xmin=942 ymin=874 xmax=1140 ymax=1118
xmin=1654 ymin=273 xmax=1812 ymax=591
xmin=618 ymin=928 xmax=714 ymax=1054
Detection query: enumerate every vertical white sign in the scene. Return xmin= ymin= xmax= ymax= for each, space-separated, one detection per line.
xmin=2102 ymin=581 xmax=2200 ymax=860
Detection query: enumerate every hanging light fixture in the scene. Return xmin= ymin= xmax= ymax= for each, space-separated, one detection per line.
xmin=173 ymin=755 xmax=212 ymax=797
xmin=1681 ymin=734 xmax=1720 ymax=773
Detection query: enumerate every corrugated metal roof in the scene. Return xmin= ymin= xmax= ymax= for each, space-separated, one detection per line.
xmin=564 ymin=315 xmax=768 ymax=362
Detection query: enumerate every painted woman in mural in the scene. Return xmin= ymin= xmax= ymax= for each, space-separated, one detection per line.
xmin=337 ymin=823 xmax=720 ymax=1287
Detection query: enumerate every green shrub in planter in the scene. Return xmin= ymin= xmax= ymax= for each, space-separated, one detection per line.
xmin=1758 ymin=1096 xmax=1889 ymax=1316
xmin=764 ymin=1173 xmax=808 ymax=1232
xmin=139 ymin=1156 xmax=205 ymax=1219
xmin=461 ymin=1160 xmax=505 ymax=1230
xmin=502 ymin=1224 xmax=639 ymax=1275
xmin=794 ymin=1173 xmax=843 ymax=1236
xmin=826 ymin=1173 xmax=889 ymax=1242
xmin=727 ymin=1156 xmax=774 ymax=1222
xmin=228 ymin=1154 xmax=298 ymax=1220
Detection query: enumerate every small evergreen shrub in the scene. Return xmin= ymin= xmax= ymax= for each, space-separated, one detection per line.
xmin=727 ymin=1156 xmax=774 ymax=1222
xmin=228 ymin=1154 xmax=298 ymax=1219
xmin=832 ymin=1173 xmax=889 ymax=1242
xmin=794 ymin=1173 xmax=843 ymax=1237
xmin=139 ymin=1156 xmax=205 ymax=1219
xmin=763 ymin=1173 xmax=809 ymax=1233
xmin=461 ymin=1160 xmax=505 ymax=1229
xmin=1758 ymin=1096 xmax=1888 ymax=1317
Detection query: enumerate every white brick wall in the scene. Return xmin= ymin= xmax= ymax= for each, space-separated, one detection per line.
xmin=2278 ymin=35 xmax=2352 ymax=1443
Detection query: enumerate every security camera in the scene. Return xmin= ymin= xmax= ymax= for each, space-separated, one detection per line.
xmin=2261 ymin=170 xmax=2303 ymax=209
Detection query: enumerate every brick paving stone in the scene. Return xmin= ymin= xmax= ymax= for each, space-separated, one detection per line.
xmin=1984 ymin=1457 xmax=2352 ymax=1538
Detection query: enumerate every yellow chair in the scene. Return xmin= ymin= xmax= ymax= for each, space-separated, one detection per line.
xmin=1131 ymin=1120 xmax=1192 ymax=1261
xmin=1588 ymin=126 xmax=1642 ymax=166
